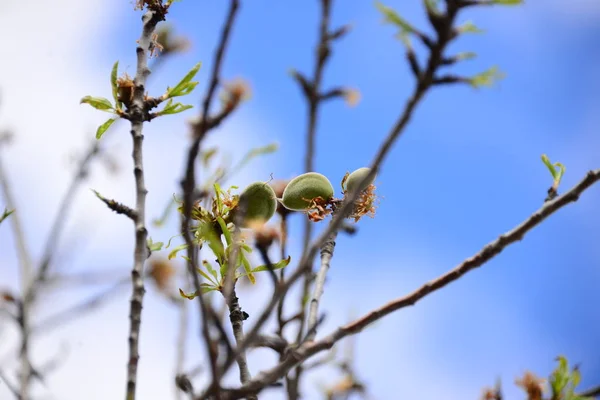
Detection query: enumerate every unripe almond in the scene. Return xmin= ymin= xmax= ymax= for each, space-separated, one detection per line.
xmin=344 ymin=167 xmax=375 ymax=194
xmin=281 ymin=172 xmax=334 ymax=211
xmin=237 ymin=182 xmax=277 ymax=226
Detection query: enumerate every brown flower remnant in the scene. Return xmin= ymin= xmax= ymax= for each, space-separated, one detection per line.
xmin=349 ymin=184 xmax=378 ymax=222
xmin=515 ymin=371 xmax=545 ymax=400
xmin=252 ymin=223 xmax=281 ymax=250
xmin=148 ymin=258 xmax=176 ymax=294
xmin=481 ymin=387 xmax=502 ymax=400
xmin=149 ymin=32 xmax=164 ymax=57
xmin=343 ymin=88 xmax=361 ymax=107
xmin=325 ymin=376 xmax=364 ymax=400
xmin=306 ymin=196 xmax=333 ymax=222
xmin=155 ymin=25 xmax=190 ymax=56
xmin=117 ymin=73 xmax=135 ymax=108
xmin=221 ymin=78 xmax=251 ymax=113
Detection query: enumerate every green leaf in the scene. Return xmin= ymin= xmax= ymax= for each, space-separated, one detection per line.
xmin=251 ymin=256 xmax=291 ymax=272
xmin=0 ymin=208 xmax=14 ymax=225
xmin=240 ymin=254 xmax=255 ymax=284
xmin=201 ymin=147 xmax=218 ymax=167
xmin=168 ymin=243 xmax=189 ymax=260
xmin=492 ymin=0 xmax=523 ymax=5
xmin=457 ymin=21 xmax=485 ymax=34
xmin=423 ymin=0 xmax=440 ymax=14
xmin=152 ymin=197 xmax=176 ymax=227
xmin=110 ymin=61 xmax=122 ymax=109
xmin=554 ymin=162 xmax=566 ymax=183
xmin=147 ymin=237 xmax=164 ymax=252
xmin=541 ymin=154 xmax=557 ymax=179
xmin=96 ymin=118 xmax=117 ymax=139
xmin=550 ymin=356 xmax=571 ymax=396
xmin=80 ymin=96 xmax=115 ymax=112
xmin=203 ymin=260 xmax=220 ymax=283
xmin=156 ymin=98 xmax=194 ymax=116
xmin=179 ymin=284 xmax=218 ymax=300
xmin=468 ymin=66 xmax=505 ymax=88
xmin=456 ymin=52 xmax=477 ymax=61
xmin=198 ymin=222 xmax=225 ymax=263
xmin=166 ymin=62 xmax=202 ymax=98
xmin=196 ymin=267 xmax=219 ymax=286
xmin=375 ymin=1 xmax=415 ymax=35
xmin=230 ymin=143 xmax=279 ymax=176
xmin=217 ymin=217 xmax=232 ymax=246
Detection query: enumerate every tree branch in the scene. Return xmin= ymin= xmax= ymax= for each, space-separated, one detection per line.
xmin=217 ymin=168 xmax=600 ymax=399
xmin=0 ymin=138 xmax=33 ymax=400
xmin=124 ymin=7 xmax=165 ymax=400
xmin=180 ymin=0 xmax=240 ymax=395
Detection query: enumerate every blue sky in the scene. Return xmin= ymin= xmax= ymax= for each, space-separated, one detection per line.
xmin=1 ymin=0 xmax=599 ymax=399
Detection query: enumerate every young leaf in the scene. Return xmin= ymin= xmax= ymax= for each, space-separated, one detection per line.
xmin=469 ymin=66 xmax=505 ymax=88
xmin=251 ymin=256 xmax=291 ymax=272
xmin=152 ymin=197 xmax=176 ymax=227
xmin=96 ymin=118 xmax=117 ymax=139
xmin=230 ymin=143 xmax=279 ymax=175
xmin=147 ymin=237 xmax=164 ymax=252
xmin=166 ymin=62 xmax=202 ymax=98
xmin=375 ymin=1 xmax=415 ymax=35
xmin=0 ymin=208 xmax=14 ymax=225
xmin=203 ymin=260 xmax=220 ymax=283
xmin=80 ymin=96 xmax=115 ymax=112
xmin=156 ymin=99 xmax=194 ymax=116
xmin=240 ymin=254 xmax=256 ymax=284
xmin=179 ymin=284 xmax=218 ymax=300
xmin=457 ymin=21 xmax=485 ymax=34
xmin=168 ymin=243 xmax=189 ymax=260
xmin=196 ymin=267 xmax=219 ymax=287
xmin=110 ymin=61 xmax=121 ymax=109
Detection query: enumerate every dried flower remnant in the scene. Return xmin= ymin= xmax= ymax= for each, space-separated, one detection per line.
xmin=349 ymin=184 xmax=378 ymax=222
xmin=148 ymin=258 xmax=176 ymax=294
xmin=117 ymin=73 xmax=135 ymax=108
xmin=515 ymin=371 xmax=545 ymax=400
xmin=343 ymin=88 xmax=361 ymax=107
xmin=306 ymin=196 xmax=334 ymax=222
xmin=251 ymin=223 xmax=281 ymax=250
xmin=221 ymin=78 xmax=252 ymax=113
xmin=155 ymin=25 xmax=191 ymax=56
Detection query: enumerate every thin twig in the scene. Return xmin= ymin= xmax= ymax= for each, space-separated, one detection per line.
xmin=578 ymin=385 xmax=600 ymax=398
xmin=174 ymin=298 xmax=189 ymax=400
xmin=216 ymin=168 xmax=600 ymax=399
xmin=0 ymin=140 xmax=33 ymax=400
xmin=33 ymin=277 xmax=130 ymax=333
xmin=225 ymin=288 xmax=256 ymax=400
xmin=0 ymin=367 xmax=21 ymax=400
xmin=124 ymin=7 xmax=165 ymax=400
xmin=305 ymin=231 xmax=336 ymax=342
xmin=29 ymin=141 xmax=100 ymax=296
xmin=179 ymin=0 xmax=239 ymax=395
xmin=290 ymin=0 xmax=347 ymax=395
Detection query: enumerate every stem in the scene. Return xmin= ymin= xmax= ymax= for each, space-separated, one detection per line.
xmin=125 ymin=9 xmax=163 ymax=400
xmin=225 ymin=288 xmax=257 ymax=400
xmin=305 ymin=231 xmax=337 ymax=342
xmin=0 ymin=144 xmax=33 ymax=400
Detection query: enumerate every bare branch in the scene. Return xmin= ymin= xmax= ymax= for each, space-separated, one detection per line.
xmin=224 ymin=288 xmax=256 ymax=400
xmin=217 ymin=168 xmax=600 ymax=398
xmin=124 ymin=6 xmax=166 ymax=399
xmin=179 ymin=0 xmax=240 ymax=395
xmin=0 ymin=136 xmax=33 ymax=400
